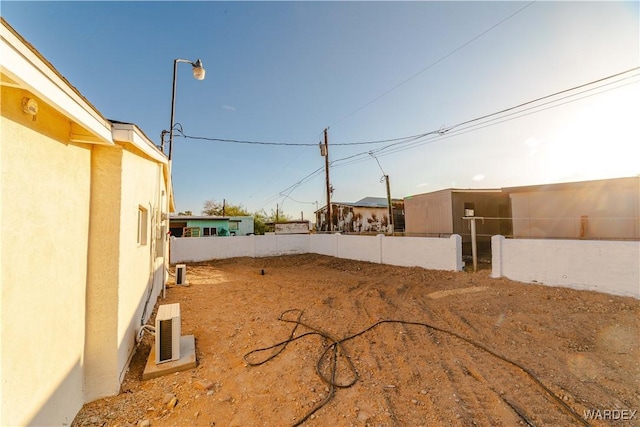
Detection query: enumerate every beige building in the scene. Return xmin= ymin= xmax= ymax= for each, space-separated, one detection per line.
xmin=403 ymin=188 xmax=511 ymax=261
xmin=1 ymin=18 xmax=173 ymax=425
xmin=506 ymin=177 xmax=640 ymax=239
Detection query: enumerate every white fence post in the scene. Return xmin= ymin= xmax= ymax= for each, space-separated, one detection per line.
xmin=491 ymin=235 xmax=504 ymax=278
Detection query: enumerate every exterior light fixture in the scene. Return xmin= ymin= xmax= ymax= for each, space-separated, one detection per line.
xmin=192 ymin=59 xmax=206 ymax=80
xmin=168 ymin=58 xmax=206 ymax=160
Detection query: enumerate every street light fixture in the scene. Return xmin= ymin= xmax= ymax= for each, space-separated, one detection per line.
xmin=168 ymin=58 xmax=205 ymax=160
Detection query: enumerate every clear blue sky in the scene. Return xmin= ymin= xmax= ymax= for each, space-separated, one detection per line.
xmin=3 ymin=1 xmax=639 ymax=221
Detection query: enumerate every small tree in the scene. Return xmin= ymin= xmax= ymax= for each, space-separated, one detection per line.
xmin=266 ymin=208 xmax=293 ymax=223
xmin=251 ymin=208 xmax=294 ymax=235
xmin=202 ymin=199 xmax=250 ymax=216
xmin=253 ymin=210 xmax=268 ymax=235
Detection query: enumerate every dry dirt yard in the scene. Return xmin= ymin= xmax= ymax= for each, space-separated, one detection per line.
xmin=73 ymin=254 xmax=639 ymax=427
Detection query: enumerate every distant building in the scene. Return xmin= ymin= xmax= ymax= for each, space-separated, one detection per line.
xmin=315 ymin=197 xmax=405 ymax=233
xmin=404 ymin=189 xmax=511 ymax=258
xmin=506 ymin=176 xmax=639 ymax=240
xmin=404 ymin=177 xmax=639 ymax=249
xmin=169 ymin=215 xmax=254 ymax=237
xmin=265 ymin=220 xmax=311 ymax=234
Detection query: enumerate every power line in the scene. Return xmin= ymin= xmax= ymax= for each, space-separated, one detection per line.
xmin=265 ymin=69 xmax=639 ymax=205
xmin=222 ymin=68 xmax=639 ymax=212
xmin=328 ymin=1 xmax=537 ymax=128
xmin=445 ymin=67 xmax=640 ymax=133
xmin=330 ymin=70 xmax=639 ymax=167
xmin=174 ymin=127 xmax=428 ymax=147
xmin=174 ymin=67 xmax=638 ymax=151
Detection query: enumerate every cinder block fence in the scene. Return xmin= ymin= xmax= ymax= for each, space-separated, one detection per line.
xmin=492 ymin=235 xmax=639 ymax=298
xmin=171 ymin=233 xmax=639 ymax=299
xmin=171 ymin=233 xmax=463 ymax=272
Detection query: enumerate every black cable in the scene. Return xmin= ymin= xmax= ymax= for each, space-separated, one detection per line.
xmin=174 ymin=128 xmax=423 ymax=147
xmin=172 ymin=67 xmax=638 ymax=153
xmin=244 ymin=309 xmax=592 ymax=427
xmin=324 ymin=74 xmax=640 ymax=170
xmin=252 ymin=70 xmax=639 ymax=210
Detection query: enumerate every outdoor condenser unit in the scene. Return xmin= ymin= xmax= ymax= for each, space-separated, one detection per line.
xmin=176 ymin=264 xmax=187 ymax=286
xmin=155 ymin=303 xmax=181 ymax=364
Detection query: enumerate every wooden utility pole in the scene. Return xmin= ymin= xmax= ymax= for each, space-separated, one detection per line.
xmin=321 ymin=128 xmax=332 ymax=232
xmin=222 ymin=199 xmax=226 ymax=216
xmin=384 ymin=175 xmax=393 ymax=235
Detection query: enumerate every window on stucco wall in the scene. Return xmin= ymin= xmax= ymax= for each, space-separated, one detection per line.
xmin=137 ymin=206 xmax=148 ymax=245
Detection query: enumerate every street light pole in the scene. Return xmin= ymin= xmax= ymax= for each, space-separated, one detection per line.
xmin=168 ymin=58 xmax=205 ymax=161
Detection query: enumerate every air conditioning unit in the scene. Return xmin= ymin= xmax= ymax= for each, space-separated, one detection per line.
xmin=155 ymin=303 xmax=181 ymax=364
xmin=176 ymin=264 xmax=187 ymax=285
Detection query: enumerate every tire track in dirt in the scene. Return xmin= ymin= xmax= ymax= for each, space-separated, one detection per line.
xmin=410 ymin=288 xmax=590 ymax=426
xmin=72 ymin=255 xmax=638 ymax=427
xmin=352 ymin=285 xmax=454 ymax=425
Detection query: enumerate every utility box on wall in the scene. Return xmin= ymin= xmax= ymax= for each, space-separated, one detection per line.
xmin=155 ymin=303 xmax=181 ymax=364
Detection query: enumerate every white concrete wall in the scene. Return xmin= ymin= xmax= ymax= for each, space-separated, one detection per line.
xmin=336 ymin=234 xmax=383 ymax=263
xmin=383 ymin=235 xmax=463 ymax=271
xmin=309 ymin=233 xmax=338 ymax=256
xmin=171 ymin=233 xmax=462 ymax=272
xmin=492 ymin=235 xmax=640 ymax=298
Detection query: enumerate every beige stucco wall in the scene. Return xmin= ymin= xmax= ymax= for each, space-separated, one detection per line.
xmin=84 ymin=142 xmax=170 ymax=402
xmin=116 ymin=147 xmax=167 ymax=384
xmin=2 ymin=19 xmax=173 ymax=424
xmin=404 ymin=190 xmax=454 ymax=236
xmin=84 ymin=145 xmax=124 ymax=401
xmin=1 ymin=86 xmax=92 ymax=425
xmin=511 ymin=180 xmax=640 ymax=239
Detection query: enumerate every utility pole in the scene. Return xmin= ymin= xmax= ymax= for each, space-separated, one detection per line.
xmin=320 ymin=128 xmax=332 ymax=232
xmin=384 ymin=175 xmax=394 ymax=235
xmin=222 ymin=199 xmax=226 ymax=216
xmin=370 ymin=152 xmax=393 ymax=235
xmin=276 ymin=203 xmax=279 ymax=223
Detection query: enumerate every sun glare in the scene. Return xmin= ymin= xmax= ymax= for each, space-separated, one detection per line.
xmin=538 ymin=84 xmax=640 ymax=182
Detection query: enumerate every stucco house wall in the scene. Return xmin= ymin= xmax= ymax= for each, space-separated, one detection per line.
xmin=229 ymin=216 xmax=255 ymax=235
xmin=84 ymin=126 xmax=172 ymax=403
xmin=1 ymin=18 xmax=173 ymax=425
xmin=116 ymin=144 xmax=168 ymax=387
xmin=1 ymin=19 xmax=114 ymax=425
xmin=1 ymin=86 xmax=95 ymax=426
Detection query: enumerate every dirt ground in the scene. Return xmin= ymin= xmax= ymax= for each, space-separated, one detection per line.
xmin=73 ymin=254 xmax=639 ymax=427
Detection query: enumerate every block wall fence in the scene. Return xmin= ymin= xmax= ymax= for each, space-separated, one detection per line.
xmin=171 ymin=234 xmax=463 ymax=272
xmin=170 ymin=234 xmax=639 ymax=299
xmin=491 ymin=235 xmax=639 ymax=298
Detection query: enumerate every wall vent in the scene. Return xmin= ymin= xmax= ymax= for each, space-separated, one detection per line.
xmin=155 ymin=303 xmax=181 ymax=364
